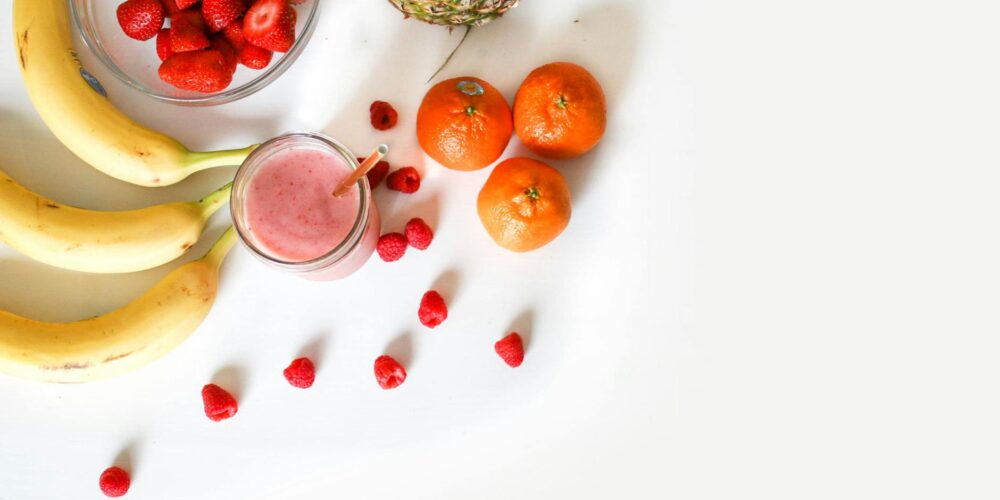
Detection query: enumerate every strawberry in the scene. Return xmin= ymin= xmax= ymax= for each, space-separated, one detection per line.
xmin=159 ymin=50 xmax=233 ymax=93
xmin=116 ymin=0 xmax=165 ymax=41
xmin=176 ymin=0 xmax=200 ymax=8
xmin=202 ymin=0 xmax=247 ymax=32
xmin=210 ymin=35 xmax=239 ymax=74
xmin=243 ymin=0 xmax=297 ymax=53
xmin=222 ymin=21 xmax=246 ymax=49
xmin=161 ymin=0 xmax=183 ymax=17
xmin=155 ymin=28 xmax=173 ymax=61
xmin=170 ymin=9 xmax=210 ymax=52
xmin=239 ymin=43 xmax=273 ymax=69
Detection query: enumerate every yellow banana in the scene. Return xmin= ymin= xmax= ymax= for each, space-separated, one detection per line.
xmin=0 ymin=227 xmax=237 ymax=383
xmin=0 ymin=169 xmax=231 ymax=273
xmin=13 ymin=0 xmax=256 ymax=187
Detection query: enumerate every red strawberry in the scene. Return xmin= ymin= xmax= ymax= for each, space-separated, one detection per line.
xmin=117 ymin=0 xmax=165 ymax=41
xmin=211 ymin=35 xmax=239 ymax=74
xmin=161 ymin=0 xmax=184 ymax=17
xmin=155 ymin=28 xmax=173 ymax=61
xmin=176 ymin=0 xmax=200 ymax=8
xmin=244 ymin=0 xmax=297 ymax=53
xmin=222 ymin=21 xmax=246 ymax=49
xmin=494 ymin=333 xmax=525 ymax=367
xmin=170 ymin=9 xmax=210 ymax=52
xmin=357 ymin=157 xmax=390 ymax=189
xmin=202 ymin=0 xmax=246 ymax=32
xmin=159 ymin=50 xmax=233 ymax=92
xmin=239 ymin=43 xmax=273 ymax=69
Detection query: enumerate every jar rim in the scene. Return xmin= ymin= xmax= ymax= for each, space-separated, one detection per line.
xmin=230 ymin=132 xmax=370 ymax=272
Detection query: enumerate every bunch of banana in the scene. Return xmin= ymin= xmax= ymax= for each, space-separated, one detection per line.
xmin=0 ymin=227 xmax=237 ymax=383
xmin=13 ymin=0 xmax=257 ymax=187
xmin=0 ymin=169 xmax=232 ymax=274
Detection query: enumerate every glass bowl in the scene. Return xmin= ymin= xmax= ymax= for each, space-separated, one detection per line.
xmin=70 ymin=0 xmax=319 ymax=106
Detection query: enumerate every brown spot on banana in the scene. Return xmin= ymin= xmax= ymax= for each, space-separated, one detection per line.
xmin=104 ymin=351 xmax=135 ymax=363
xmin=181 ymin=242 xmax=193 ymax=250
xmin=44 ymin=361 xmax=91 ymax=370
xmin=17 ymin=28 xmax=28 ymax=70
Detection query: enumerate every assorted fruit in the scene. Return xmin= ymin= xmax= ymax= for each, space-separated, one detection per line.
xmin=115 ymin=0 xmax=304 ymax=93
xmin=10 ymin=0 xmax=608 ymax=496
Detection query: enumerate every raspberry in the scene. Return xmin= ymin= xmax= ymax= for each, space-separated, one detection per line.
xmin=99 ymin=466 xmax=130 ymax=498
xmin=418 ymin=290 xmax=448 ymax=328
xmin=377 ymin=232 xmax=408 ymax=262
xmin=369 ymin=100 xmax=398 ymax=131
xmin=494 ymin=333 xmax=525 ymax=367
xmin=386 ymin=167 xmax=421 ymax=193
xmin=405 ymin=218 xmax=434 ymax=250
xmin=283 ymin=357 xmax=315 ymax=388
xmin=374 ymin=355 xmax=406 ymax=389
xmin=357 ymin=157 xmax=390 ymax=189
xmin=201 ymin=383 xmax=238 ymax=421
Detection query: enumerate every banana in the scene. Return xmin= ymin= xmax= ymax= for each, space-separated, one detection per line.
xmin=0 ymin=169 xmax=231 ymax=273
xmin=13 ymin=0 xmax=257 ymax=187
xmin=0 ymin=227 xmax=237 ymax=383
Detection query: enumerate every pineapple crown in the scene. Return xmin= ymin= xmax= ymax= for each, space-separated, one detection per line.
xmin=388 ymin=0 xmax=521 ymax=27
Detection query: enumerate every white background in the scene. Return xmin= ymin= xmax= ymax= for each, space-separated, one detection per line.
xmin=1 ymin=0 xmax=998 ymax=498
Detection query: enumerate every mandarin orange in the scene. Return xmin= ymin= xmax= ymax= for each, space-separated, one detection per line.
xmin=513 ymin=62 xmax=607 ymax=159
xmin=477 ymin=157 xmax=571 ymax=252
xmin=417 ymin=77 xmax=513 ymax=171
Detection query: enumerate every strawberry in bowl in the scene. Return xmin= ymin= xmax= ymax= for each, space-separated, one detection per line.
xmin=112 ymin=0 xmax=310 ymax=95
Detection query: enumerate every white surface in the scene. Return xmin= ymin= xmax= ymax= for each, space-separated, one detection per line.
xmin=0 ymin=0 xmax=998 ymax=498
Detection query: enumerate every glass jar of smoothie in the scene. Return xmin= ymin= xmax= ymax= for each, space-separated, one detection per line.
xmin=231 ymin=132 xmax=381 ymax=280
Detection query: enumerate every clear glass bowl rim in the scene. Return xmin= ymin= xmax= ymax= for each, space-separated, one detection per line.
xmin=69 ymin=0 xmax=320 ymax=106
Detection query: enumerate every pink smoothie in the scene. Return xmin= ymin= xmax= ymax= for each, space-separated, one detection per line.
xmin=245 ymin=148 xmax=362 ymax=262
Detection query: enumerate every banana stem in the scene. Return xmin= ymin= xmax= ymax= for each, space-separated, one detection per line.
xmin=184 ymin=145 xmax=259 ymax=174
xmin=195 ymin=182 xmax=234 ymax=219
xmin=202 ymin=226 xmax=238 ymax=270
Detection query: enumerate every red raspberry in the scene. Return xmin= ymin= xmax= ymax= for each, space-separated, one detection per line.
xmin=418 ymin=290 xmax=448 ymax=328
xmin=376 ymin=232 xmax=408 ymax=262
xmin=283 ymin=357 xmax=315 ymax=388
xmin=494 ymin=333 xmax=525 ymax=367
xmin=386 ymin=167 xmax=421 ymax=193
xmin=369 ymin=100 xmax=398 ymax=131
xmin=405 ymin=218 xmax=433 ymax=250
xmin=374 ymin=355 xmax=406 ymax=389
xmin=201 ymin=383 xmax=238 ymax=421
xmin=357 ymin=157 xmax=390 ymax=189
xmin=99 ymin=466 xmax=130 ymax=498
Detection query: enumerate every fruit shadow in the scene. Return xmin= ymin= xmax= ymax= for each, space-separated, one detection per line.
xmin=538 ymin=4 xmax=640 ymax=204
xmin=297 ymin=334 xmax=330 ymax=371
xmin=505 ymin=309 xmax=535 ymax=351
xmin=211 ymin=365 xmax=247 ymax=401
xmin=384 ymin=331 xmax=414 ymax=369
xmin=432 ymin=268 xmax=462 ymax=307
xmin=113 ymin=439 xmax=141 ymax=478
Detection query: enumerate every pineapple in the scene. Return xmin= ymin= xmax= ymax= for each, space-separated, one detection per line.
xmin=388 ymin=0 xmax=520 ymax=28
